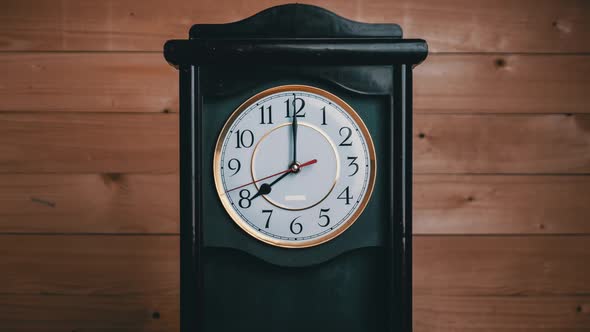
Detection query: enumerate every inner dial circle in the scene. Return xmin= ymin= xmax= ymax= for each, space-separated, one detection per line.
xmin=251 ymin=123 xmax=339 ymax=211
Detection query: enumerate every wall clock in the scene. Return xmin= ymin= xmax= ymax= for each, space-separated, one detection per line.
xmin=164 ymin=4 xmax=427 ymax=332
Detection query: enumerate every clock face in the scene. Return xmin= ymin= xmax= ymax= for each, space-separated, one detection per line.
xmin=213 ymin=85 xmax=376 ymax=248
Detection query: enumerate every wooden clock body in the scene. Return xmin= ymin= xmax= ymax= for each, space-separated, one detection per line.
xmin=164 ymin=4 xmax=427 ymax=331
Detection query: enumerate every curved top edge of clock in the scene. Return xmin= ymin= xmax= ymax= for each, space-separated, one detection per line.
xmin=189 ymin=4 xmax=403 ymax=40
xmin=163 ymin=38 xmax=428 ymax=67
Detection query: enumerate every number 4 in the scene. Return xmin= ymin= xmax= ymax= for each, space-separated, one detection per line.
xmin=337 ymin=186 xmax=353 ymax=205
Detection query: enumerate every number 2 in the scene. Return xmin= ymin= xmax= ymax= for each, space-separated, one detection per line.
xmin=339 ymin=127 xmax=353 ymax=146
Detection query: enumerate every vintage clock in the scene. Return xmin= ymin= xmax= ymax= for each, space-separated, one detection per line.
xmin=164 ymin=4 xmax=427 ymax=332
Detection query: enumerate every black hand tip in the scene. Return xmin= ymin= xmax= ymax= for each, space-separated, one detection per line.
xmin=259 ymin=183 xmax=272 ymax=195
xmin=250 ymin=183 xmax=272 ymax=201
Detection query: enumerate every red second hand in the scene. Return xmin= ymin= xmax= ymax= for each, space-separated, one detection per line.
xmin=226 ymin=159 xmax=317 ymax=193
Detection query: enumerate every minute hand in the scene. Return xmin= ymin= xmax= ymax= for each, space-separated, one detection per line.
xmin=291 ymin=106 xmax=298 ymax=163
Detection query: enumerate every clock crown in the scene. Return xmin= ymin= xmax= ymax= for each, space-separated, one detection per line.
xmin=189 ymin=4 xmax=403 ymax=39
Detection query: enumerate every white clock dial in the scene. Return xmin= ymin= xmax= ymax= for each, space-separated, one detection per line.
xmin=213 ymin=85 xmax=376 ymax=248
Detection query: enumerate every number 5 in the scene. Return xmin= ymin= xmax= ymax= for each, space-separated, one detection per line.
xmin=318 ymin=208 xmax=330 ymax=227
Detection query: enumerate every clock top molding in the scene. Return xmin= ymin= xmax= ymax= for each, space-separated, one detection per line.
xmin=189 ymin=3 xmax=402 ymax=39
xmin=164 ymin=3 xmax=427 ymax=67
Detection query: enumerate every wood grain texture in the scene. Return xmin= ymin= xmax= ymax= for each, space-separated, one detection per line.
xmin=0 ymin=235 xmax=178 ymax=296
xmin=415 ymin=54 xmax=590 ymax=114
xmin=413 ymin=236 xmax=590 ymax=297
xmin=0 ymin=295 xmax=587 ymax=332
xmin=0 ymin=295 xmax=586 ymax=332
xmin=0 ymin=113 xmax=178 ymax=173
xmin=414 ymin=295 xmax=590 ymax=331
xmin=0 ymin=53 xmax=177 ymax=113
xmin=0 ymin=235 xmax=587 ymax=297
xmin=0 ymin=295 xmax=178 ymax=332
xmin=1 ymin=174 xmax=589 ymax=235
xmin=3 ymin=113 xmax=588 ymax=174
xmin=415 ymin=114 xmax=590 ymax=174
xmin=0 ymin=0 xmax=588 ymax=52
xmin=414 ymin=175 xmax=590 ymax=235
xmin=0 ymin=174 xmax=178 ymax=234
xmin=1 ymin=53 xmax=589 ymax=114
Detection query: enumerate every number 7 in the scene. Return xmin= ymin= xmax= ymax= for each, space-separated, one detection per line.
xmin=262 ymin=210 xmax=273 ymax=228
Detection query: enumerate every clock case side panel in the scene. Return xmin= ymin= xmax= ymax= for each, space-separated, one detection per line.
xmin=179 ymin=65 xmax=201 ymax=332
xmin=388 ymin=64 xmax=413 ymax=332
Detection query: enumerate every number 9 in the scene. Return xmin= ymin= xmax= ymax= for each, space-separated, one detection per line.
xmin=228 ymin=158 xmax=241 ymax=176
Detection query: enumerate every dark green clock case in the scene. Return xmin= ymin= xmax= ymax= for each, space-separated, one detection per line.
xmin=164 ymin=4 xmax=427 ymax=332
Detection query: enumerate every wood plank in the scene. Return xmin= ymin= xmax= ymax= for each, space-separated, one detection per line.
xmin=0 ymin=53 xmax=177 ymax=113
xmin=0 ymin=0 xmax=588 ymax=52
xmin=413 ymin=236 xmax=590 ymax=297
xmin=1 ymin=54 xmax=588 ymax=114
xmin=2 ymin=174 xmax=589 ymax=235
xmin=0 ymin=174 xmax=178 ymax=234
xmin=414 ymin=295 xmax=590 ymax=332
xmin=414 ymin=114 xmax=590 ymax=174
xmin=0 ymin=295 xmax=178 ymax=332
xmin=1 ymin=113 xmax=588 ymax=174
xmin=0 ymin=113 xmax=178 ymax=173
xmin=0 ymin=235 xmax=587 ymax=297
xmin=0 ymin=235 xmax=178 ymax=296
xmin=414 ymin=175 xmax=590 ymax=235
xmin=415 ymin=54 xmax=590 ymax=114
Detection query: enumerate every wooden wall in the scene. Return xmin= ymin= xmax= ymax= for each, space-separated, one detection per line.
xmin=1 ymin=0 xmax=589 ymax=330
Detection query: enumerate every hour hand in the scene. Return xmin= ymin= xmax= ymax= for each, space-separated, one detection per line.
xmin=250 ymin=170 xmax=291 ymax=201
xmin=249 ymin=183 xmax=272 ymax=201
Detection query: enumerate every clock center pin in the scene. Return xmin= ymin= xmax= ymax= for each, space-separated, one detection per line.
xmin=290 ymin=162 xmax=301 ymax=173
